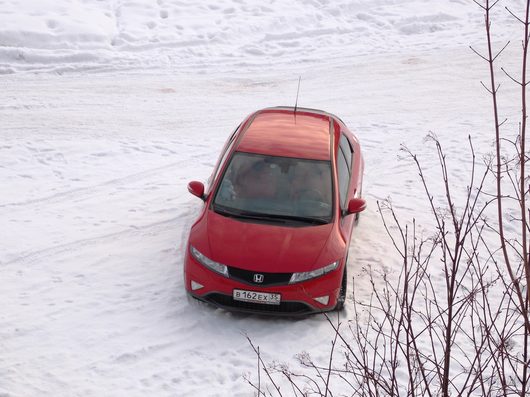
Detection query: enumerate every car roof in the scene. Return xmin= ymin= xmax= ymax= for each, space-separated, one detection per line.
xmin=236 ymin=107 xmax=333 ymax=160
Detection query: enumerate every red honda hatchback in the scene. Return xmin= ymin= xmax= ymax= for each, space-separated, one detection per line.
xmin=184 ymin=107 xmax=365 ymax=315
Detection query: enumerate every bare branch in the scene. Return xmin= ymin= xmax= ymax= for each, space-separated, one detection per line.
xmin=493 ymin=41 xmax=510 ymax=61
xmin=506 ymin=7 xmax=527 ymax=25
xmin=472 ymin=0 xmax=487 ymax=11
xmin=489 ymin=0 xmax=500 ymax=10
xmin=498 ymin=117 xmax=508 ymax=127
xmin=502 ymin=67 xmax=523 ymax=86
xmin=470 ymin=45 xmax=489 ymax=62
xmin=246 ymin=336 xmax=284 ymax=396
xmin=481 ymin=80 xmax=493 ymax=94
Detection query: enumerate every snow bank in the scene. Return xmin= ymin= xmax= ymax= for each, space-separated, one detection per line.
xmin=0 ymin=0 xmax=514 ymax=74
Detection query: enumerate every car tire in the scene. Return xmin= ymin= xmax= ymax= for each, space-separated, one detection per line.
xmin=335 ymin=267 xmax=347 ymax=311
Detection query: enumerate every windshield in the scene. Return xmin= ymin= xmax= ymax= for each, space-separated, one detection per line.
xmin=213 ymin=152 xmax=333 ymax=224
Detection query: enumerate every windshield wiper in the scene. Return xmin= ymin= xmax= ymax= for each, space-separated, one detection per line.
xmin=213 ymin=205 xmax=286 ymax=223
xmin=214 ymin=205 xmax=328 ymax=225
xmin=258 ymin=213 xmax=329 ymax=225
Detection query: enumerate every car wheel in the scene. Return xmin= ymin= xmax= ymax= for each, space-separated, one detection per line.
xmin=335 ymin=267 xmax=347 ymax=311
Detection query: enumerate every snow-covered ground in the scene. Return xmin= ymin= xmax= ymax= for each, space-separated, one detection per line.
xmin=0 ymin=0 xmax=526 ymax=396
xmin=0 ymin=0 xmax=519 ymax=75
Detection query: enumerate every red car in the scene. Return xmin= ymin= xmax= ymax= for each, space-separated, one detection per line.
xmin=184 ymin=106 xmax=365 ymax=315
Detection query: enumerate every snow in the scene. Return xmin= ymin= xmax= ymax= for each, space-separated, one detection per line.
xmin=0 ymin=0 xmax=526 ymax=396
xmin=0 ymin=0 xmax=518 ymax=75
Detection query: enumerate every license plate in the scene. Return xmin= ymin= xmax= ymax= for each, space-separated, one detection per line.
xmin=233 ymin=289 xmax=281 ymax=305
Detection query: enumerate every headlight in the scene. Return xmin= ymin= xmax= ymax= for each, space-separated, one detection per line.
xmin=289 ymin=261 xmax=339 ymax=284
xmin=190 ymin=246 xmax=229 ymax=277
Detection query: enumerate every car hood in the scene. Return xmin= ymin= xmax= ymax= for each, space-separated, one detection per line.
xmin=206 ymin=210 xmax=334 ymax=273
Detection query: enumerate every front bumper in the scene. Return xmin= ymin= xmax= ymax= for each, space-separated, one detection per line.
xmin=189 ymin=291 xmax=322 ymax=316
xmin=184 ymin=251 xmax=342 ymax=316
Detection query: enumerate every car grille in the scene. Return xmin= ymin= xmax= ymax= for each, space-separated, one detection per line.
xmin=227 ymin=266 xmax=292 ymax=286
xmin=204 ymin=293 xmax=313 ymax=315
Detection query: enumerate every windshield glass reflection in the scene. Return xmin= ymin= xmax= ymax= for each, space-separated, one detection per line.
xmin=213 ymin=152 xmax=333 ymax=223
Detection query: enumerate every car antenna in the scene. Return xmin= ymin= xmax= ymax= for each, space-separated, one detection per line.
xmin=294 ymin=76 xmax=301 ymax=122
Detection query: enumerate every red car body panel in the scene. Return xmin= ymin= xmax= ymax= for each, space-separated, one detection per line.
xmin=238 ymin=110 xmax=331 ymax=160
xmin=184 ymin=249 xmax=343 ymax=312
xmin=203 ymin=212 xmax=341 ymax=273
xmin=184 ymin=107 xmax=364 ymax=315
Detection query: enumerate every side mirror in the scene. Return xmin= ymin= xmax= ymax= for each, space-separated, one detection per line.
xmin=347 ymin=198 xmax=366 ymax=214
xmin=188 ymin=181 xmax=205 ymax=200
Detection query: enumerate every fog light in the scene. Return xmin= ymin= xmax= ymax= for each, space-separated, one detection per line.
xmin=191 ymin=280 xmax=204 ymax=291
xmin=314 ymin=295 xmax=329 ymax=305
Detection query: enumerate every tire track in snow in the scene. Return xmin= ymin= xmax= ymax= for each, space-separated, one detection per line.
xmin=0 ymin=155 xmax=209 ymax=209
xmin=1 ymin=207 xmax=196 ymax=268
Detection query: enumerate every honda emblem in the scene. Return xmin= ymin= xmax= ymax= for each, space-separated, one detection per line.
xmin=253 ymin=273 xmax=264 ymax=283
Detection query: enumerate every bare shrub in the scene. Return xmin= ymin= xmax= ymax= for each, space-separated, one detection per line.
xmin=246 ymin=1 xmax=530 ymax=395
